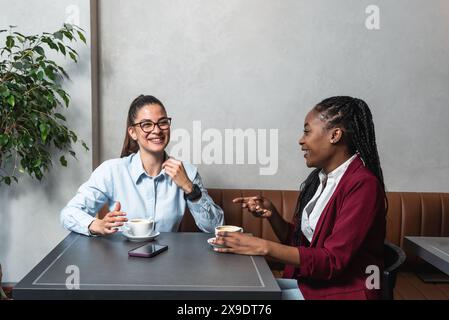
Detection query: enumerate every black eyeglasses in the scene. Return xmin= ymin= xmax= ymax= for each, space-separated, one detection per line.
xmin=132 ymin=118 xmax=172 ymax=133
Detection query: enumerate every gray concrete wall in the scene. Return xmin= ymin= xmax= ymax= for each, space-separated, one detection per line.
xmin=99 ymin=0 xmax=449 ymax=192
xmin=0 ymin=0 xmax=92 ymax=283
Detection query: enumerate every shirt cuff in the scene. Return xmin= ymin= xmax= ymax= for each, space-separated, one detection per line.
xmin=79 ymin=215 xmax=97 ymax=237
xmin=187 ymin=192 xmax=207 ymax=209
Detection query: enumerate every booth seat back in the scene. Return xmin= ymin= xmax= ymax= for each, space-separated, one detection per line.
xmin=179 ymin=190 xmax=449 ymax=257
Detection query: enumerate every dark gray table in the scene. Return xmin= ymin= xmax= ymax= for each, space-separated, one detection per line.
xmin=404 ymin=236 xmax=449 ymax=278
xmin=13 ymin=232 xmax=281 ymax=300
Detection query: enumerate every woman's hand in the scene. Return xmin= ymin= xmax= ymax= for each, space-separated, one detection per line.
xmin=212 ymin=231 xmax=269 ymax=256
xmin=213 ymin=231 xmax=301 ymax=266
xmin=162 ymin=158 xmax=194 ymax=193
xmin=88 ymin=202 xmax=128 ymax=236
xmin=232 ymin=196 xmax=274 ymax=218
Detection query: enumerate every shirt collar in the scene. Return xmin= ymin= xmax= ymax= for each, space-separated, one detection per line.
xmin=130 ymin=151 xmax=168 ymax=184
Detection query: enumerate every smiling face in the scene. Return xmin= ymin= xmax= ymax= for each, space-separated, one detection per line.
xmin=128 ymin=103 xmax=170 ymax=155
xmin=299 ymin=109 xmax=341 ymax=170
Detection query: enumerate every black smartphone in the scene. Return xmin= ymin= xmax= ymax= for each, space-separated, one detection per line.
xmin=128 ymin=243 xmax=168 ymax=258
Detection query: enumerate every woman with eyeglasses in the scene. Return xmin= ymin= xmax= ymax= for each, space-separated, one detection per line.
xmin=212 ymin=96 xmax=386 ymax=300
xmin=61 ymin=95 xmax=224 ymax=236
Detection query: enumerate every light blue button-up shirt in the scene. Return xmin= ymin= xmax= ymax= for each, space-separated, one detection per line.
xmin=60 ymin=152 xmax=224 ymax=236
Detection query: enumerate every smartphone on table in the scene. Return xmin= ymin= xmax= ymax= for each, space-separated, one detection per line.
xmin=128 ymin=243 xmax=168 ymax=258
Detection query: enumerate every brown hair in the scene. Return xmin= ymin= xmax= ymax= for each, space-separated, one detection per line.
xmin=120 ymin=95 xmax=166 ymax=158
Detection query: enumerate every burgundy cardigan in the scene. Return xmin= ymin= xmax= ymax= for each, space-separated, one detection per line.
xmin=283 ymin=156 xmax=386 ymax=300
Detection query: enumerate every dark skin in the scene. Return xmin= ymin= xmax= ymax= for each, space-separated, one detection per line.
xmin=212 ymin=109 xmax=353 ymax=266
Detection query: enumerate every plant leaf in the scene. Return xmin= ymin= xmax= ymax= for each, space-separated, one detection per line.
xmin=44 ymin=66 xmax=56 ymax=80
xmin=81 ymin=141 xmax=89 ymax=151
xmin=23 ymin=135 xmax=34 ymax=147
xmin=7 ymin=95 xmax=15 ymax=107
xmin=77 ymin=31 xmax=86 ymax=44
xmin=6 ymin=36 xmax=15 ymax=48
xmin=43 ymin=37 xmax=58 ymax=51
xmin=3 ymin=176 xmax=11 ymax=185
xmin=34 ymin=45 xmax=45 ymax=56
xmin=34 ymin=168 xmax=43 ymax=180
xmin=13 ymin=61 xmax=23 ymax=69
xmin=0 ymin=85 xmax=8 ymax=96
xmin=69 ymin=51 xmax=77 ymax=62
xmin=13 ymin=31 xmax=25 ymax=37
xmin=54 ymin=113 xmax=66 ymax=121
xmin=53 ymin=31 xmax=63 ymax=40
xmin=57 ymin=42 xmax=66 ymax=55
xmin=56 ymin=89 xmax=70 ymax=107
xmin=59 ymin=155 xmax=67 ymax=167
xmin=33 ymin=158 xmax=42 ymax=168
xmin=45 ymin=92 xmax=55 ymax=104
xmin=62 ymin=31 xmax=73 ymax=41
xmin=37 ymin=70 xmax=44 ymax=80
xmin=0 ymin=134 xmax=9 ymax=147
xmin=69 ymin=130 xmax=77 ymax=143
xmin=39 ymin=123 xmax=51 ymax=143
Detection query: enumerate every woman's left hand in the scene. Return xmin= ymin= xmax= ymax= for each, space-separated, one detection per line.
xmin=162 ymin=157 xmax=193 ymax=193
xmin=213 ymin=231 xmax=269 ymax=256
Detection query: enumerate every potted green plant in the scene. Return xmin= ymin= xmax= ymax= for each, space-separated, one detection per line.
xmin=0 ymin=23 xmax=88 ymax=186
xmin=0 ymin=24 xmax=88 ymax=298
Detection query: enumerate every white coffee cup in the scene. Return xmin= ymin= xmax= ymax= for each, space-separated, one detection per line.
xmin=125 ymin=218 xmax=155 ymax=237
xmin=215 ymin=225 xmax=243 ymax=236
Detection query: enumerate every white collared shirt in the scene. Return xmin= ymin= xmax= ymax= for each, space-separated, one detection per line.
xmin=301 ymin=154 xmax=357 ymax=243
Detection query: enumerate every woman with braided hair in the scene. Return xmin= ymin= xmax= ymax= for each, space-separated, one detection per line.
xmin=212 ymin=96 xmax=386 ymax=300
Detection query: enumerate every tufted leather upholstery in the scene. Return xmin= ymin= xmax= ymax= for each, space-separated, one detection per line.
xmin=180 ymin=190 xmax=449 ymax=248
xmin=386 ymin=192 xmax=449 ymax=244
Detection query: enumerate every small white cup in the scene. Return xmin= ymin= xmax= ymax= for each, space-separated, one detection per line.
xmin=215 ymin=225 xmax=243 ymax=236
xmin=125 ymin=218 xmax=155 ymax=237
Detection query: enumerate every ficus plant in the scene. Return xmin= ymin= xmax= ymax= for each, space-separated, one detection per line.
xmin=0 ymin=24 xmax=88 ymax=186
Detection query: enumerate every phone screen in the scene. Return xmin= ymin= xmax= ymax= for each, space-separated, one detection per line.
xmin=128 ymin=243 xmax=168 ymax=258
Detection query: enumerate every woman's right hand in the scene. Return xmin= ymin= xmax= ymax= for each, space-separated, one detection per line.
xmin=88 ymin=202 xmax=128 ymax=236
xmin=232 ymin=196 xmax=274 ymax=219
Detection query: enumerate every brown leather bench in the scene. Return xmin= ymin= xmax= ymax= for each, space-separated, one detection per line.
xmin=178 ymin=189 xmax=449 ymax=300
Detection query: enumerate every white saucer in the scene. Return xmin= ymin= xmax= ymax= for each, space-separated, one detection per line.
xmin=122 ymin=230 xmax=160 ymax=242
xmin=207 ymin=237 xmax=227 ymax=249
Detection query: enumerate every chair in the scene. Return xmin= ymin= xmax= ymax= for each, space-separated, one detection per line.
xmin=382 ymin=241 xmax=406 ymax=300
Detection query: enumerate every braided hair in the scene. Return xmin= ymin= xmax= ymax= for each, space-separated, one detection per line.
xmin=293 ymin=96 xmax=386 ymax=245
